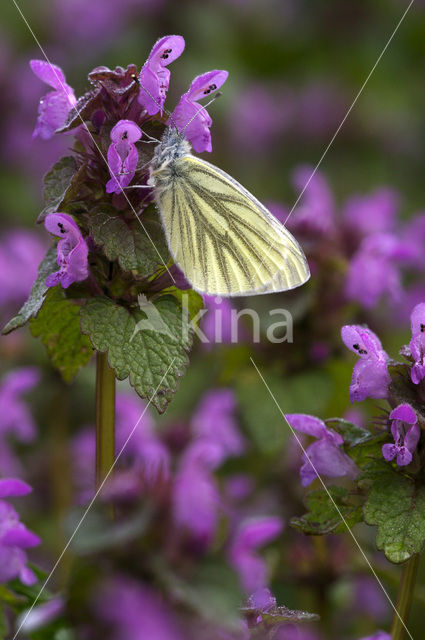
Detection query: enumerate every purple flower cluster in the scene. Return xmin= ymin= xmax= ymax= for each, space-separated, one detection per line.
xmin=173 ymin=388 xmax=245 ymax=545
xmin=340 ymin=303 xmax=425 ymax=469
xmin=0 ymin=367 xmax=39 ymax=476
xmin=0 ymin=478 xmax=40 ymax=585
xmin=0 ymin=230 xmax=46 ymax=312
xmin=273 ymin=168 xmax=423 ymax=319
xmin=27 ymin=35 xmax=230 ymax=299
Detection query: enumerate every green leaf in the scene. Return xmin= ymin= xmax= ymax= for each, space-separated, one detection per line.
xmin=30 ymin=288 xmax=94 ymax=382
xmin=80 ymin=296 xmax=193 ymax=412
xmin=291 ymin=486 xmax=363 ymax=536
xmin=154 ymin=558 xmax=243 ymax=630
xmin=67 ymin=506 xmax=150 ymax=555
xmin=325 ymin=418 xmax=372 ymax=447
xmin=88 ymin=207 xmax=170 ymax=276
xmin=43 ymin=156 xmax=77 ymax=213
xmin=2 ymin=248 xmax=58 ymax=335
xmin=242 ymin=602 xmax=319 ymax=629
xmin=348 ymin=433 xmax=388 ymax=469
xmin=236 ymin=370 xmax=332 ymax=455
xmin=166 ymin=288 xmax=204 ymax=322
xmin=362 ymin=463 xmax=425 ymax=563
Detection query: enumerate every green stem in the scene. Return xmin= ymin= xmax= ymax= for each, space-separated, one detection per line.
xmin=390 ymin=554 xmax=419 ymax=640
xmin=95 ymin=351 xmax=116 ymax=489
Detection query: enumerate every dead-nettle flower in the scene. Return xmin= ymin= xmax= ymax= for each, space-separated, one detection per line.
xmin=106 ymin=119 xmax=142 ymax=194
xmin=285 ymin=413 xmax=358 ymax=487
xmin=30 ymin=60 xmax=76 ymax=140
xmin=44 ymin=213 xmax=89 ymax=289
xmin=382 ymin=404 xmax=420 ymax=467
xmin=170 ymin=70 xmax=229 ymax=153
xmin=0 ymin=478 xmax=41 ymax=585
xmin=138 ymin=34 xmax=185 ymax=116
xmin=341 ymin=325 xmax=390 ymax=403
xmin=228 ymin=517 xmax=283 ymax=594
xmin=409 ymin=302 xmax=425 ymax=384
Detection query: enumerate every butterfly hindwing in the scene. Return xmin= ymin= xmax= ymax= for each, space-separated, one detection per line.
xmin=155 ymin=155 xmax=310 ymax=296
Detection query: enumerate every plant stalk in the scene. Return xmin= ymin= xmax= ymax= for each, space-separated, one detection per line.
xmin=390 ymin=554 xmax=419 ymax=640
xmin=95 ymin=351 xmax=116 ymax=489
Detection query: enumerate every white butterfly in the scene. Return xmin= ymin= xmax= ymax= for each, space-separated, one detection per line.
xmin=148 ymin=128 xmax=310 ymax=297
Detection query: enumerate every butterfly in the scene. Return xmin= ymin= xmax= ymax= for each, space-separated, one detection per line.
xmin=148 ymin=127 xmax=310 ymax=297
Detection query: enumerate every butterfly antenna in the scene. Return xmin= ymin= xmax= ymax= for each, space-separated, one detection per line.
xmin=138 ymin=81 xmax=179 ymax=130
xmin=182 ymin=92 xmax=223 ymax=134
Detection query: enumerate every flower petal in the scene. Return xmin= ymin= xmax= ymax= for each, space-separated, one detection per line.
xmin=389 ymin=403 xmax=417 ymax=425
xmin=187 ymin=70 xmax=229 ymax=101
xmin=110 ymin=120 xmax=142 ymax=144
xmin=30 ymin=60 xmax=66 ymax=90
xmin=148 ymin=35 xmax=185 ymax=68
xmin=0 ymin=479 xmax=32 ymax=499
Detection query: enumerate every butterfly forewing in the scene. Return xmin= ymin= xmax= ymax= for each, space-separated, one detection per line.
xmin=155 ymin=154 xmax=310 ymax=296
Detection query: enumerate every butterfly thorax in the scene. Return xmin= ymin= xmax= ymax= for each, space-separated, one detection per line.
xmin=149 ymin=128 xmax=191 ymax=190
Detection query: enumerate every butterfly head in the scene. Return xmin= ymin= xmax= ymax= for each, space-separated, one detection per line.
xmin=151 ymin=127 xmax=191 ymax=173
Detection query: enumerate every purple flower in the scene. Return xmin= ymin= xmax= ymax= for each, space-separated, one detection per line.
xmin=285 ymin=414 xmax=358 ymax=487
xmin=342 ymin=188 xmax=399 ymax=238
xmin=382 ymin=404 xmax=420 ymax=467
xmin=73 ymin=391 xmax=168 ymax=501
xmin=341 ymin=325 xmax=390 ymax=402
xmin=231 ymin=84 xmax=292 ymax=154
xmin=44 ymin=213 xmax=89 ymax=289
xmin=229 ymin=517 xmax=283 ymax=593
xmin=409 ymin=302 xmax=425 ymax=384
xmin=289 ymin=166 xmax=335 ymax=236
xmin=0 ymin=230 xmax=46 ymax=310
xmin=276 ymin=625 xmax=320 ymax=640
xmin=172 ymin=441 xmax=220 ymax=546
xmin=353 ymin=576 xmax=388 ymax=620
xmin=98 ymin=577 xmax=184 ymax=640
xmin=345 ymin=233 xmax=406 ymax=309
xmin=192 ymin=389 xmax=245 ymax=463
xmin=0 ymin=480 xmax=41 ymax=585
xmin=30 ymin=60 xmax=76 ymax=140
xmin=105 ymin=120 xmax=142 ymax=194
xmin=19 ymin=598 xmax=64 ymax=634
xmin=138 ymin=35 xmax=185 ymax=116
xmin=171 ymin=70 xmax=229 ymax=153
xmin=0 ymin=367 xmax=39 ymax=444
xmin=401 ymin=212 xmax=425 ymax=269
xmin=115 ymin=392 xmax=169 ymax=484
xmin=0 ymin=478 xmax=32 ymax=498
